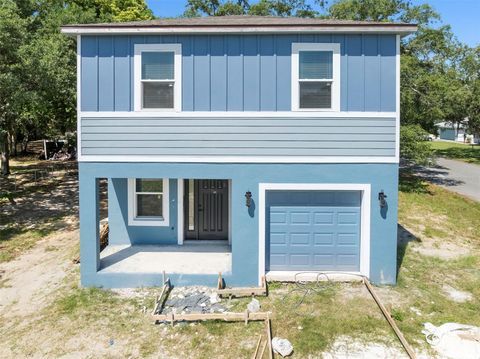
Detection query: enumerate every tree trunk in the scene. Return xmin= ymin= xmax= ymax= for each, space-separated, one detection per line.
xmin=1 ymin=131 xmax=10 ymax=176
xmin=22 ymin=138 xmax=29 ymax=154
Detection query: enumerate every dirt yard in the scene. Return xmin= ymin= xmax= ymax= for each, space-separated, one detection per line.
xmin=1 ymin=159 xmax=479 ymax=358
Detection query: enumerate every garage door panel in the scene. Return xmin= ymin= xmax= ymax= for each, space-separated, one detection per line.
xmin=337 ymin=233 xmax=359 ymax=245
xmin=313 ymin=233 xmax=334 ymax=245
xmin=267 ymin=191 xmax=361 ymax=272
xmin=314 ymin=212 xmax=335 ymax=224
xmin=290 ymin=233 xmax=310 ymax=245
xmin=313 ymin=254 xmax=335 ymax=267
xmin=290 ymin=254 xmax=311 ymax=266
xmin=270 ymin=254 xmax=287 ymax=266
xmin=290 ymin=212 xmax=310 ymax=224
xmin=270 ymin=232 xmax=287 ymax=245
xmin=270 ymin=211 xmax=287 ymax=224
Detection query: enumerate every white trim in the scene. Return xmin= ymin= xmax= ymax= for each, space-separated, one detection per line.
xmin=133 ymin=43 xmax=182 ymax=112
xmin=395 ymin=35 xmax=401 ymax=162
xmin=257 ymin=183 xmax=371 ymax=286
xmin=77 ymin=35 xmax=81 ymax=158
xmin=228 ymin=179 xmax=232 ymax=246
xmin=79 ymin=155 xmax=398 ymax=164
xmin=79 ymin=110 xmax=396 ymax=118
xmin=127 ymin=178 xmax=170 ymax=226
xmin=177 ymin=179 xmax=184 ymax=245
xmin=61 ymin=26 xmax=418 ymax=36
xmin=291 ymin=43 xmax=341 ymax=112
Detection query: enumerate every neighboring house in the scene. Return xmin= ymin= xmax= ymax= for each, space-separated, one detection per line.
xmin=61 ymin=16 xmax=417 ymax=288
xmin=436 ymin=121 xmax=478 ymax=143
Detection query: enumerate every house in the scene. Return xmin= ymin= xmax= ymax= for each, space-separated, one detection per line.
xmin=436 ymin=120 xmax=478 ymax=143
xmin=61 ymin=16 xmax=417 ymax=288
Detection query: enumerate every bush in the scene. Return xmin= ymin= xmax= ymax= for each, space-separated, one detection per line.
xmin=400 ymin=125 xmax=434 ymax=165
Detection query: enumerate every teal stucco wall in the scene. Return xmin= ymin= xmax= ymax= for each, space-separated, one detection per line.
xmin=79 ymin=162 xmax=399 ymax=288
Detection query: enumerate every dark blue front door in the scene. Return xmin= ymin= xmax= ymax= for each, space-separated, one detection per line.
xmin=266 ymin=190 xmax=361 ymax=272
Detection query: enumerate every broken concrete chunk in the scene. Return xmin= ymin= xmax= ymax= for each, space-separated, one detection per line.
xmin=247 ymin=298 xmax=261 ymax=313
xmin=272 ymin=337 xmax=293 ymax=357
xmin=209 ymin=293 xmax=220 ymax=304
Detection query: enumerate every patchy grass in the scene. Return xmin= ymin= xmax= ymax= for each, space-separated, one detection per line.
xmin=394 ymin=175 xmax=480 ymax=349
xmin=1 ymin=157 xmax=479 ymax=358
xmin=399 ymin=180 xmax=480 ymax=248
xmin=430 ymin=141 xmax=480 ymax=165
xmin=0 ymin=215 xmax=75 ymax=263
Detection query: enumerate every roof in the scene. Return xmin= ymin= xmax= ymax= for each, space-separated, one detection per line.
xmin=61 ymin=15 xmax=417 ymax=35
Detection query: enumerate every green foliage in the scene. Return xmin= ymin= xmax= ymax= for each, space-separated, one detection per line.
xmin=400 ymin=125 xmax=433 ymax=165
xmin=0 ymin=0 xmax=153 ymax=173
xmin=184 ymin=0 xmax=317 ymax=17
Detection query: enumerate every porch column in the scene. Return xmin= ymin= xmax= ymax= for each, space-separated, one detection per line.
xmin=79 ymin=171 xmax=100 ymax=286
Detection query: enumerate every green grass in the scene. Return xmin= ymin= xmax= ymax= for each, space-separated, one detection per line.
xmin=399 ymin=180 xmax=480 ymax=247
xmin=430 ymin=141 xmax=480 ymax=165
xmin=1 ymin=157 xmax=479 ymax=357
xmin=0 ymin=216 xmax=71 ymax=263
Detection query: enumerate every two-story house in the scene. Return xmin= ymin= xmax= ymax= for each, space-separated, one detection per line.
xmin=61 ymin=16 xmax=417 ymax=288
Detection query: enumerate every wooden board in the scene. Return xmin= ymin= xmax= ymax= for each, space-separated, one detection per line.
xmin=152 ymin=311 xmax=272 ymax=324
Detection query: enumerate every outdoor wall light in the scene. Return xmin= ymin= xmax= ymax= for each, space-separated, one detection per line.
xmin=245 ymin=191 xmax=252 ymax=207
xmin=378 ymin=190 xmax=388 ymax=208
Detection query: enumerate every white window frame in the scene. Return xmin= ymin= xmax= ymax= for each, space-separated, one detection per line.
xmin=291 ymin=43 xmax=341 ymax=112
xmin=134 ymin=43 xmax=182 ymax=112
xmin=128 ymin=178 xmax=170 ymax=226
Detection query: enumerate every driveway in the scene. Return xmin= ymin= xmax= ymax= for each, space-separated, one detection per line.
xmin=414 ymin=158 xmax=480 ymax=201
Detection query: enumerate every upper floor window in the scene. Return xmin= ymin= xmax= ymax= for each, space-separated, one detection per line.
xmin=134 ymin=44 xmax=182 ymax=112
xmin=291 ymin=43 xmax=340 ymax=112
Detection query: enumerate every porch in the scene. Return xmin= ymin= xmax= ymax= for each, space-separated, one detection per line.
xmin=99 ymin=242 xmax=232 ymax=275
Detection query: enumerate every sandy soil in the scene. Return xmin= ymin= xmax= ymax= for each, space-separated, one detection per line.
xmin=0 ymin=229 xmax=78 ymax=318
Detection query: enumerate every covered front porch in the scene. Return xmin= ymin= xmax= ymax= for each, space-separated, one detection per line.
xmin=99 ymin=242 xmax=232 ymax=275
xmin=79 ymin=164 xmax=251 ymax=287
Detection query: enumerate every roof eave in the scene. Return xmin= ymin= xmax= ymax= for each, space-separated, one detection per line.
xmin=61 ymin=25 xmax=418 ymax=36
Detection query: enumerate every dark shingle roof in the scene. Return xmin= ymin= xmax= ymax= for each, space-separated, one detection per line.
xmin=63 ymin=15 xmax=414 ymax=28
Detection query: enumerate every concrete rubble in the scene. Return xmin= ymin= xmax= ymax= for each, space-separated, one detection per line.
xmin=247 ymin=298 xmax=261 ymax=313
xmin=162 ymin=286 xmax=227 ymax=314
xmin=272 ymin=337 xmax=293 ymax=357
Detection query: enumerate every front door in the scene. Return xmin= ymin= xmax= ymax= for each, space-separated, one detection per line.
xmin=184 ymin=179 xmax=229 ymax=240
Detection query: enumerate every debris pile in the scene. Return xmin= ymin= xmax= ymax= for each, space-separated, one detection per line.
xmin=162 ymin=287 xmax=226 ymax=315
xmin=272 ymin=337 xmax=294 ymax=357
xmin=422 ymin=322 xmax=480 ymax=358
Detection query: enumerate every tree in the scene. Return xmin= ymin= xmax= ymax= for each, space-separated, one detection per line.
xmin=0 ymin=0 xmax=28 ymax=175
xmin=0 ymin=0 xmax=154 ymax=176
xmin=183 ymin=0 xmax=316 ymax=17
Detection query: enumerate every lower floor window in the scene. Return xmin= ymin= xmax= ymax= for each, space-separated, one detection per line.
xmin=128 ymin=178 xmax=169 ymax=226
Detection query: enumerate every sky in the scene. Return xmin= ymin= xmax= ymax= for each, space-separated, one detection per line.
xmin=146 ymin=0 xmax=479 ymax=47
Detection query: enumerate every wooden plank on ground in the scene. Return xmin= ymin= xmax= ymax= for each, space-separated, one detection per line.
xmin=363 ymin=278 xmax=417 ymax=359
xmin=152 ymin=311 xmax=272 ymax=324
xmin=265 ymin=315 xmax=273 ymax=359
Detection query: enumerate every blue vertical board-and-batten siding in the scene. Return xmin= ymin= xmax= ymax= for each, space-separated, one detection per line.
xmin=80 ymin=34 xmax=397 ymax=112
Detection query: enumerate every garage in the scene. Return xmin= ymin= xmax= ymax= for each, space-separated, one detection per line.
xmin=266 ymin=190 xmax=362 ymax=272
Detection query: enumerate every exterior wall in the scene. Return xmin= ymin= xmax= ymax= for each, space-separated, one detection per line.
xmin=439 ymin=128 xmax=456 ymax=141
xmin=80 ymin=34 xmax=397 ymax=112
xmin=81 ymin=115 xmax=396 ymax=157
xmin=79 ymin=162 xmax=399 ymax=288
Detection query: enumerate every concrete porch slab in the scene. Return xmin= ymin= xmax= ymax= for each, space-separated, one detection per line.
xmin=99 ymin=242 xmax=232 ymax=275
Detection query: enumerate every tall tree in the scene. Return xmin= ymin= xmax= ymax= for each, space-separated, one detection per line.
xmin=0 ymin=0 xmax=28 ymax=175
xmin=184 ymin=0 xmax=316 ymax=17
xmin=0 ymin=0 xmax=154 ymax=176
